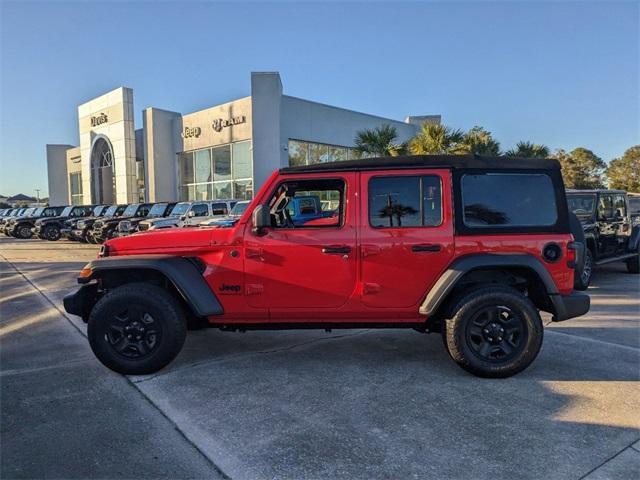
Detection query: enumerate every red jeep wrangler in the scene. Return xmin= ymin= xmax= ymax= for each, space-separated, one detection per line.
xmin=64 ymin=155 xmax=590 ymax=378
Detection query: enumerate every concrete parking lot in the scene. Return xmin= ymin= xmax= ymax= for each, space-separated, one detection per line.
xmin=1 ymin=237 xmax=639 ymax=480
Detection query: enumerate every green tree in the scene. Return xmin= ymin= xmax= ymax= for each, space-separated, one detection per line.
xmin=408 ymin=123 xmax=465 ymax=155
xmin=505 ymin=141 xmax=550 ymax=158
xmin=459 ymin=126 xmax=501 ymax=155
xmin=607 ymin=146 xmax=640 ymax=192
xmin=555 ymin=148 xmax=606 ymax=189
xmin=354 ymin=124 xmax=406 ymax=157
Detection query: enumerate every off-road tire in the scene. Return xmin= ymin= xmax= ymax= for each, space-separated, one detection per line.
xmin=442 ymin=286 xmax=543 ymax=378
xmin=626 ymin=245 xmax=640 ymax=274
xmin=43 ymin=225 xmax=61 ymax=241
xmin=88 ymin=283 xmax=187 ymax=375
xmin=574 ymin=248 xmax=593 ymax=290
xmin=16 ymin=225 xmax=33 ymax=239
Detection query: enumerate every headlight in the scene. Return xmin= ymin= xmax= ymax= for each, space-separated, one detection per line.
xmin=77 ymin=220 xmax=86 ymax=228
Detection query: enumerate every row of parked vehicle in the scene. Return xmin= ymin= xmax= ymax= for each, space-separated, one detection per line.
xmin=0 ymin=200 xmax=251 ymax=243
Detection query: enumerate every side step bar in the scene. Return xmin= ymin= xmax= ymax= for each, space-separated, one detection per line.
xmin=595 ymin=253 xmax=638 ymax=266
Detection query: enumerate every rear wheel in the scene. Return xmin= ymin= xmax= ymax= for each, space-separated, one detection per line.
xmin=442 ymin=286 xmax=543 ymax=378
xmin=626 ymin=245 xmax=640 ymax=274
xmin=574 ymin=248 xmax=594 ymax=290
xmin=43 ymin=225 xmax=61 ymax=241
xmin=17 ymin=225 xmax=33 ymax=239
xmin=88 ymin=283 xmax=187 ymax=375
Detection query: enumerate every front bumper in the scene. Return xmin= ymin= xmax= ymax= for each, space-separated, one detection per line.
xmin=63 ymin=284 xmax=98 ymax=321
xmin=550 ymin=291 xmax=590 ymax=322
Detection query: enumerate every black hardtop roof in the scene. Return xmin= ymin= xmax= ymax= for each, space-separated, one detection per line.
xmin=280 ymin=154 xmax=561 ymax=174
xmin=566 ymin=189 xmax=627 ymax=194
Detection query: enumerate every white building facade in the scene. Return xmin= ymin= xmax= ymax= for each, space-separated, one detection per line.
xmin=47 ymin=72 xmax=439 ymax=206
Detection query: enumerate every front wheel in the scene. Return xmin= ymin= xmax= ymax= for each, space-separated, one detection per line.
xmin=17 ymin=225 xmax=33 ymax=239
xmin=442 ymin=286 xmax=543 ymax=378
xmin=87 ymin=283 xmax=187 ymax=375
xmin=43 ymin=225 xmax=61 ymax=241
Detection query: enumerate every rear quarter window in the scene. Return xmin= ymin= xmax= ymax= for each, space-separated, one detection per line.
xmin=461 ymin=173 xmax=558 ymax=228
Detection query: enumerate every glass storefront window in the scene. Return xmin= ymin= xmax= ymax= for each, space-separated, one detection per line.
xmin=232 ymin=141 xmax=252 ymax=179
xmin=194 ymin=149 xmax=211 ymax=184
xmin=233 ymin=180 xmax=253 ymax=200
xmin=69 ymin=172 xmax=83 ymax=205
xmin=180 ymin=152 xmax=194 ymax=185
xmin=288 ymin=140 xmax=309 ymax=167
xmin=289 ymin=139 xmax=359 ymax=166
xmin=213 ymin=181 xmax=232 ymax=199
xmin=328 ymin=146 xmax=348 ymax=162
xmin=178 ymin=141 xmax=253 ymax=201
xmin=213 ymin=146 xmax=231 ymax=182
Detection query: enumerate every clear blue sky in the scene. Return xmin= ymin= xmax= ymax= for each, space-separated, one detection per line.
xmin=1 ymin=0 xmax=638 ymax=197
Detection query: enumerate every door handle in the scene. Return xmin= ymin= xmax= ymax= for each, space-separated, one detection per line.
xmin=322 ymin=245 xmax=351 ymax=255
xmin=246 ymin=247 xmax=264 ymax=259
xmin=411 ymin=244 xmax=442 ymax=253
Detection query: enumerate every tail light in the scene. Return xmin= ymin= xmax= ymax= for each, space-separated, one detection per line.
xmin=566 ymin=241 xmax=579 ymax=269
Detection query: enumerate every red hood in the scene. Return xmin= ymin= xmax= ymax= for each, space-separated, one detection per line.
xmin=105 ymin=225 xmax=240 ymax=256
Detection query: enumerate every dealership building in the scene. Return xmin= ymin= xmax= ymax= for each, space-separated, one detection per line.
xmin=46 ymin=72 xmax=440 ymax=206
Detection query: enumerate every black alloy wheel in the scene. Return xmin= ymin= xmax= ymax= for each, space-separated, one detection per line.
xmin=17 ymin=225 xmax=33 ymax=239
xmin=44 ymin=225 xmax=61 ymax=241
xmin=105 ymin=307 xmax=162 ymax=359
xmin=465 ymin=305 xmax=526 ymax=362
xmin=88 ymin=283 xmax=187 ymax=375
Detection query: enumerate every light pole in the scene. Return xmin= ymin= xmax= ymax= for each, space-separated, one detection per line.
xmin=34 ymin=189 xmax=41 ymax=204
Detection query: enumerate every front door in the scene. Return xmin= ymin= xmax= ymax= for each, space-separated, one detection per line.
xmin=596 ymin=194 xmax=617 ymax=256
xmin=359 ymin=169 xmax=454 ymax=308
xmin=243 ymin=174 xmax=357 ymax=318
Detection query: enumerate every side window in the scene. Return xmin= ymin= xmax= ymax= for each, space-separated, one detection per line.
xmin=369 ymin=175 xmax=442 ymax=228
xmin=597 ymin=195 xmax=614 ymax=220
xmin=613 ymin=195 xmax=626 ymax=219
xmin=267 ymin=178 xmax=345 ymax=229
xmin=461 ymin=173 xmax=557 ymax=227
xmin=211 ymin=203 xmax=228 ymax=215
xmin=191 ymin=204 xmax=209 ymax=217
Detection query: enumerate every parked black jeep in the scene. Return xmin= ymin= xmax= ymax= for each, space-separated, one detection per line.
xmin=115 ymin=202 xmax=176 ymax=237
xmin=6 ymin=206 xmax=66 ymax=238
xmin=32 ymin=205 xmax=95 ymax=241
xmin=91 ymin=203 xmax=152 ymax=243
xmin=567 ymin=189 xmax=640 ymax=288
xmin=61 ymin=205 xmax=109 ymax=242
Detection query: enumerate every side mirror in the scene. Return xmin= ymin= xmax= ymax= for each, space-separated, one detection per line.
xmin=187 ymin=210 xmax=195 ymax=218
xmin=252 ymin=205 xmax=270 ymax=235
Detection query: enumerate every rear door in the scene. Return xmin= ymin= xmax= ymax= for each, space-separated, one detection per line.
xmin=359 ymin=169 xmax=454 ymax=308
xmin=613 ymin=193 xmax=631 ymax=253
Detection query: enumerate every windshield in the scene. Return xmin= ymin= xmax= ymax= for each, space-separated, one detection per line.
xmin=31 ymin=207 xmax=44 ymax=216
xmin=60 ymin=206 xmax=73 ymax=216
xmin=149 ymin=203 xmax=168 ymax=216
xmin=104 ymin=205 xmax=119 ymax=216
xmin=93 ymin=206 xmax=104 ymax=216
xmin=567 ymin=194 xmax=596 ymax=216
xmin=170 ymin=202 xmax=190 ymax=216
xmin=123 ymin=204 xmax=139 ymax=217
xmin=230 ymin=201 xmax=250 ymax=216
xmin=22 ymin=208 xmax=36 ymax=216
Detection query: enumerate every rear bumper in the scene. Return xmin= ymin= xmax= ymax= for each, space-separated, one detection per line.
xmin=550 ymin=291 xmax=590 ymax=322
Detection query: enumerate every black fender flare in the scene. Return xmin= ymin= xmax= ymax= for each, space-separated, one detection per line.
xmin=419 ymin=254 xmax=560 ymax=317
xmin=76 ymin=254 xmax=223 ymax=317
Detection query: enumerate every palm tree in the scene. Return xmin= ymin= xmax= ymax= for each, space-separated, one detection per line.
xmin=459 ymin=126 xmax=501 ymax=155
xmin=408 ymin=123 xmax=465 ymax=155
xmin=505 ymin=141 xmax=549 ymax=158
xmin=354 ymin=125 xmax=406 ymax=157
